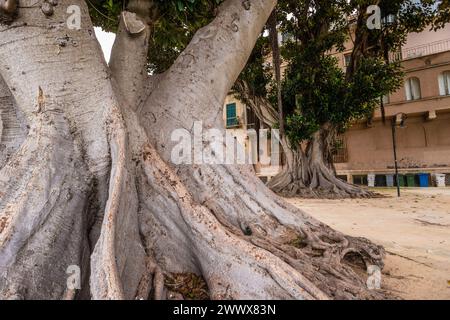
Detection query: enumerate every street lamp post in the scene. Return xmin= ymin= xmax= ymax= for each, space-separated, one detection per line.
xmin=391 ymin=113 xmax=407 ymax=197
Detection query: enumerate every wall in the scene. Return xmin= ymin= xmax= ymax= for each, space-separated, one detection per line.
xmin=403 ymin=25 xmax=450 ymax=50
xmin=336 ymin=112 xmax=450 ymax=174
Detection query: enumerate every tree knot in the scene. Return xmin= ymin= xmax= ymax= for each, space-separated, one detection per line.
xmin=41 ymin=1 xmax=55 ymax=17
xmin=230 ymin=13 xmax=239 ymax=32
xmin=0 ymin=0 xmax=18 ymax=25
xmin=122 ymin=11 xmax=146 ymax=35
xmin=56 ymin=34 xmax=77 ymax=47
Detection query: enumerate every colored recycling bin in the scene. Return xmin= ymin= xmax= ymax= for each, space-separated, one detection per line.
xmin=406 ymin=174 xmax=416 ymax=187
xmin=434 ymin=174 xmax=446 ymax=187
xmin=418 ymin=173 xmax=430 ymax=188
xmin=397 ymin=175 xmax=406 ymax=187
xmin=386 ymin=175 xmax=394 ymax=187
xmin=367 ymin=174 xmax=375 ymax=187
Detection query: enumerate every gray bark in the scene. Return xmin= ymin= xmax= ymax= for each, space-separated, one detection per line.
xmin=0 ymin=0 xmax=146 ymax=299
xmin=0 ymin=0 xmax=386 ymax=300
xmin=0 ymin=76 xmax=26 ymax=169
xmin=140 ymin=0 xmax=383 ymax=299
xmin=268 ymin=124 xmax=374 ymax=199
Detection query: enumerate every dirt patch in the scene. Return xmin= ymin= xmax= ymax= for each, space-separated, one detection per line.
xmin=287 ymin=188 xmax=450 ymax=300
xmin=165 ymin=273 xmax=210 ymax=300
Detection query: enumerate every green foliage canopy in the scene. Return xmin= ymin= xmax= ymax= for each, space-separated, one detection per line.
xmin=88 ymin=0 xmax=223 ymax=72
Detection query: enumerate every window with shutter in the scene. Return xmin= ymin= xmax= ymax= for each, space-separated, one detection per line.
xmin=226 ymin=103 xmax=239 ymax=128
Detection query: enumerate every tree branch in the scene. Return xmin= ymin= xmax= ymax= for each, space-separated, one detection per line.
xmin=233 ymin=79 xmax=277 ymax=127
xmin=268 ymin=9 xmax=284 ymax=137
xmin=141 ymin=0 xmax=277 ymax=159
xmin=109 ymin=0 xmax=154 ymax=110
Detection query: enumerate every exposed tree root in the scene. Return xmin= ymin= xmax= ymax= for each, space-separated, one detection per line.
xmin=169 ymin=163 xmax=386 ymax=299
xmin=267 ymin=129 xmax=377 ymax=199
xmin=89 ymin=106 xmax=147 ymax=300
xmin=137 ymin=144 xmax=329 ymax=300
xmin=268 ymin=166 xmax=376 ymax=199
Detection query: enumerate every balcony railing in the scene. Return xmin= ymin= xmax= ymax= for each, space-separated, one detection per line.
xmin=390 ymin=38 xmax=450 ymax=62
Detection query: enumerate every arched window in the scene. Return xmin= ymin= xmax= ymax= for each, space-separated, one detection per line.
xmin=405 ymin=77 xmax=421 ymax=101
xmin=438 ymin=71 xmax=450 ymax=96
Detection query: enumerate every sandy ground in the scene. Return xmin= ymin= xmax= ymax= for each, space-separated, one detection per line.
xmin=287 ymin=188 xmax=450 ymax=300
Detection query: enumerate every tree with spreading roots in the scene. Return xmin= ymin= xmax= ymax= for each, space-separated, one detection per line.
xmin=234 ymin=0 xmax=447 ymax=199
xmin=0 ymin=0 xmax=390 ymax=300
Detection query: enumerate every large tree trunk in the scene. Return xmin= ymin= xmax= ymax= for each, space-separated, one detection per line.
xmin=0 ymin=1 xmax=146 ymax=299
xmin=268 ymin=124 xmax=373 ymax=199
xmin=1 ymin=0 xmax=385 ymax=300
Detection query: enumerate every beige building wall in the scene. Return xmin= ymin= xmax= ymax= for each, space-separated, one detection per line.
xmin=403 ymin=25 xmax=450 ymax=57
xmin=334 ymin=29 xmax=450 ymax=184
xmin=336 ymin=113 xmax=450 ymax=174
xmin=383 ymin=51 xmax=450 ymax=110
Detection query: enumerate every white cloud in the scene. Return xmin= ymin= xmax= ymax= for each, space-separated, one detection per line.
xmin=94 ymin=27 xmax=115 ymax=62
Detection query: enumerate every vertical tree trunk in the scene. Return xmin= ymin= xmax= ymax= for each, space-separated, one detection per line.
xmin=268 ymin=123 xmax=373 ymax=198
xmin=0 ymin=0 xmax=146 ymax=299
xmin=268 ymin=9 xmax=285 ymax=137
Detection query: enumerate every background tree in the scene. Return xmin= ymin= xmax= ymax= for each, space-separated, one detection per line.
xmin=2 ymin=0 xmax=418 ymax=300
xmin=234 ymin=0 xmax=446 ymax=199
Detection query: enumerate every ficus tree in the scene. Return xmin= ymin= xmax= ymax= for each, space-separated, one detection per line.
xmin=0 ymin=0 xmax=393 ymax=300
xmin=233 ymin=0 xmax=447 ymax=198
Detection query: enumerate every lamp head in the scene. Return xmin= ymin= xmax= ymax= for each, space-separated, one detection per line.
xmin=393 ymin=113 xmax=407 ymax=128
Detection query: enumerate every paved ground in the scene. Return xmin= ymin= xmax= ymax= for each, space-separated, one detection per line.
xmin=287 ymin=188 xmax=450 ymax=300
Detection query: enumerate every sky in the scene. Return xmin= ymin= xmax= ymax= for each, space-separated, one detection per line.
xmin=94 ymin=28 xmax=115 ymax=62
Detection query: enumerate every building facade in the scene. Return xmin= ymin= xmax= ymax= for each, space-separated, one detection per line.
xmin=332 ymin=25 xmax=450 ymax=187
